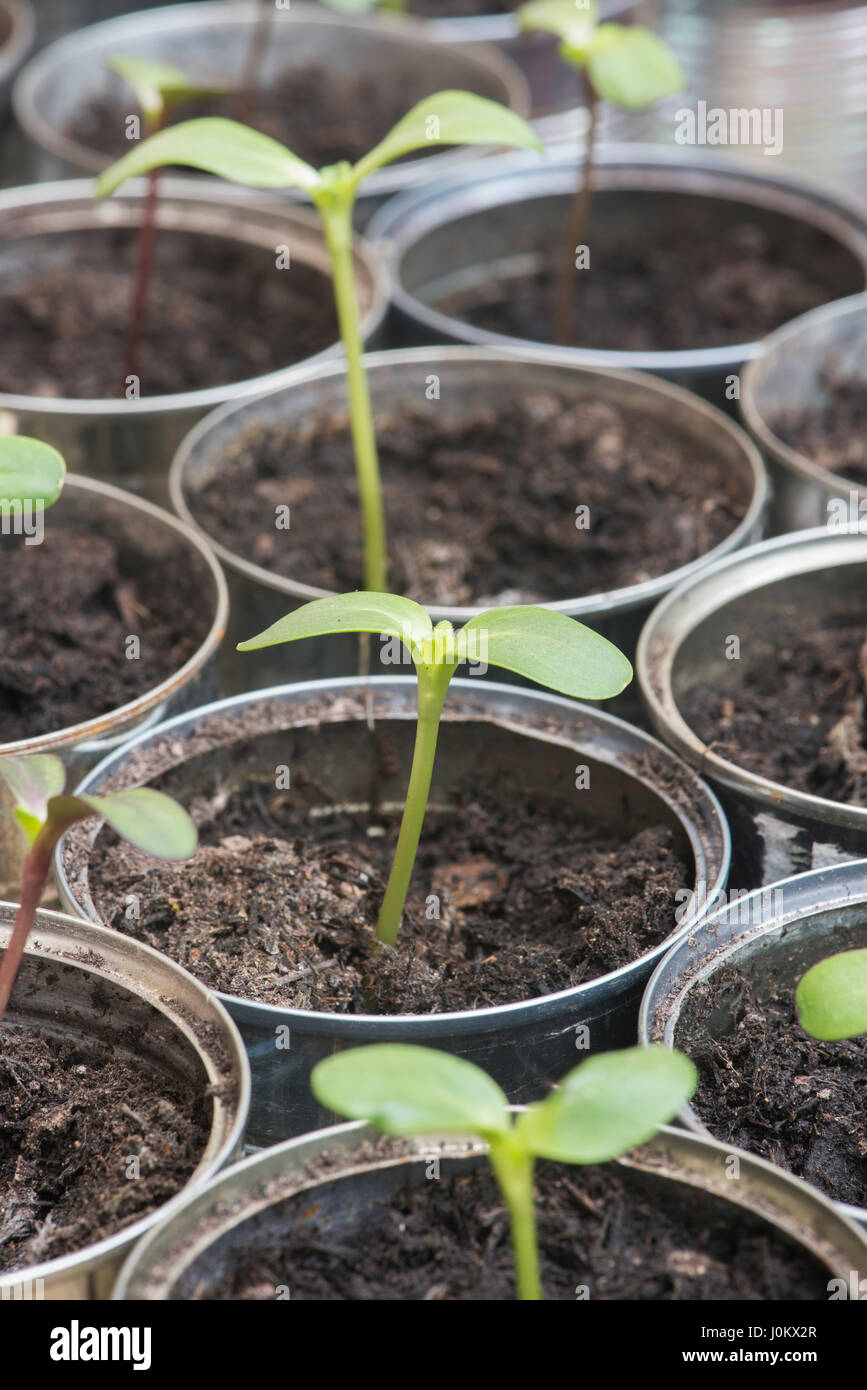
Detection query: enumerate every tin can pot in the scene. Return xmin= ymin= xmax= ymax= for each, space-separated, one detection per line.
xmin=636 ymin=527 xmax=867 ymax=891
xmin=169 ymin=346 xmax=767 ymax=699
xmin=11 ymin=0 xmax=530 ymax=222
xmin=640 ymin=860 xmax=867 ymax=1230
xmin=56 ymin=677 xmax=730 ymax=1147
xmin=0 ymin=473 xmax=228 ymax=897
xmin=0 ymin=902 xmax=250 ymax=1300
xmin=741 ymin=292 xmax=867 ymax=534
xmin=0 ymin=178 xmax=386 ymax=505
xmin=112 ymin=1116 xmax=867 ymax=1299
xmin=367 ymin=146 xmax=867 ymax=412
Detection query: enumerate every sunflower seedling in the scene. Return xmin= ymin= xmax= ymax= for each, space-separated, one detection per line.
xmin=108 ymin=56 xmax=224 ymax=390
xmin=239 ymin=591 xmax=631 ymax=949
xmin=96 ymin=93 xmax=542 ymax=591
xmin=796 ymin=948 xmax=867 ymax=1042
xmin=518 ymin=0 xmax=682 ymax=343
xmin=312 ymin=1042 xmax=697 ymax=1299
xmin=0 ymin=753 xmax=197 ymax=1024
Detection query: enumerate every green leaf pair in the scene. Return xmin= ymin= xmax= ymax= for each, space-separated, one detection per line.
xmin=313 ymin=1043 xmax=697 ymax=1299
xmin=519 ymin=0 xmax=683 ymax=109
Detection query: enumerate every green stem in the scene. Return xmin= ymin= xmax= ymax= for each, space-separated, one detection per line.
xmin=319 ymin=195 xmax=388 ymax=593
xmin=375 ymin=656 xmax=452 ymax=948
xmin=488 ymin=1137 xmax=542 ymax=1301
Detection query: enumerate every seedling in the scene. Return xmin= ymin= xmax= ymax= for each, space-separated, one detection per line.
xmin=518 ymin=0 xmax=682 ymax=343
xmin=108 ymin=56 xmax=223 ymax=389
xmin=0 ymin=753 xmax=197 ymax=1024
xmin=0 ymin=435 xmax=65 ymax=511
xmin=96 ymin=93 xmax=542 ymax=592
xmin=312 ymin=1042 xmax=697 ymax=1299
xmin=234 ymin=0 xmax=275 ymax=125
xmin=239 ymin=591 xmax=631 ymax=948
xmin=796 ymin=948 xmax=867 ymax=1041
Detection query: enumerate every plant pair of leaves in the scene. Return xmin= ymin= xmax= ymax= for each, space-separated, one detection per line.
xmin=312 ymin=1044 xmax=697 ymax=1163
xmin=95 ymin=89 xmax=542 ymax=202
xmin=0 ymin=752 xmax=196 ymax=858
xmin=237 ymin=591 xmax=633 ymax=702
xmin=0 ymin=436 xmax=65 ymax=508
xmin=519 ymin=0 xmax=683 ymax=110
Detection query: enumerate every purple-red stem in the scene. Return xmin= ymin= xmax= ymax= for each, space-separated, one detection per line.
xmin=234 ymin=0 xmax=272 ymax=126
xmin=0 ymin=831 xmax=57 ymax=1025
xmin=121 ymin=114 xmax=164 ymax=395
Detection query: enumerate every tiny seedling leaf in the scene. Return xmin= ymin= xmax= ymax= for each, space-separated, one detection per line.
xmin=583 ymin=25 xmax=683 ymax=109
xmin=519 ymin=0 xmax=598 ymax=54
xmin=352 ymin=90 xmax=543 ymax=184
xmin=312 ymin=1043 xmax=511 ymax=1138
xmin=238 ymin=592 xmax=433 ymax=654
xmin=96 ymin=117 xmax=321 ymax=199
xmin=796 ymin=949 xmax=867 ymax=1041
xmin=109 ymin=55 xmax=223 ymax=123
xmin=459 ymin=606 xmax=632 ymax=700
xmin=516 ymin=1046 xmax=696 ymax=1162
xmin=0 ymin=754 xmax=67 ymax=846
xmin=50 ymin=788 xmax=198 ymax=860
xmin=0 ymin=436 xmax=65 ymax=508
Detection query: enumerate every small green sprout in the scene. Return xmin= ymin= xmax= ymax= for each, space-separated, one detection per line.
xmin=321 ymin=0 xmax=407 ymax=12
xmin=0 ymin=436 xmax=65 ymax=511
xmin=518 ymin=0 xmax=683 ymax=343
xmin=96 ymin=94 xmax=542 ymax=592
xmin=0 ymin=753 xmax=197 ymax=1024
xmin=239 ymin=591 xmax=632 ymax=949
xmin=108 ymin=56 xmax=224 ymax=389
xmin=312 ymin=1042 xmax=697 ymax=1300
xmin=796 ymin=948 xmax=867 ymax=1042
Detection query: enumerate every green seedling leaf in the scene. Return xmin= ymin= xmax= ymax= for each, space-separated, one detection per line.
xmin=459 ymin=605 xmax=632 ymax=700
xmin=238 ymin=592 xmax=433 ymax=655
xmin=54 ymin=788 xmax=198 ymax=861
xmin=516 ymin=1046 xmax=696 ymax=1162
xmin=352 ymin=90 xmax=543 ymax=184
xmin=583 ymin=25 xmax=683 ymax=108
xmin=796 ymin=949 xmax=867 ymax=1041
xmin=96 ymin=117 xmax=321 ymax=198
xmin=109 ymin=55 xmax=224 ymax=124
xmin=519 ymin=0 xmax=597 ymax=54
xmin=0 ymin=436 xmax=65 ymax=508
xmin=312 ymin=1044 xmax=511 ymax=1138
xmin=0 ymin=753 xmax=67 ymax=846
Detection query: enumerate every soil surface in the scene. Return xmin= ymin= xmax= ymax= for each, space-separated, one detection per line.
xmin=70 ymin=58 xmax=498 ymax=171
xmin=684 ymin=966 xmax=867 ymax=1210
xmin=771 ymin=370 xmax=867 ymax=484
xmin=0 ymin=526 xmax=209 ymax=743
xmin=198 ymin=1153 xmax=828 ymax=1300
xmin=443 ymin=211 xmax=861 ymax=353
xmin=87 ymin=778 xmax=688 ymax=1014
xmin=188 ymin=391 xmax=751 ymax=604
xmin=0 ymin=1024 xmax=210 ymax=1272
xmin=0 ymin=229 xmax=336 ymax=400
xmin=679 ymin=613 xmax=867 ymax=805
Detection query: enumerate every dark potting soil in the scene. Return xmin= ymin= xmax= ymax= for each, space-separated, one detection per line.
xmin=0 ymin=228 xmax=336 ymax=400
xmin=771 ymin=370 xmax=867 ymax=484
xmin=0 ymin=527 xmax=209 ymax=743
xmin=189 ymin=392 xmax=751 ymax=604
xmin=0 ymin=1024 xmax=210 ymax=1272
xmin=70 ymin=59 xmax=492 ymax=172
xmin=198 ymin=1153 xmax=827 ymax=1300
xmin=86 ymin=780 xmax=688 ymax=1014
xmin=679 ymin=615 xmax=867 ymax=805
xmin=443 ymin=213 xmax=860 ymax=353
xmin=684 ymin=967 xmax=867 ymax=1210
